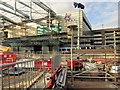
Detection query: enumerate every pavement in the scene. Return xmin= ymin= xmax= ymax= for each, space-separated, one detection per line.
xmin=67 ymin=79 xmax=118 ymax=90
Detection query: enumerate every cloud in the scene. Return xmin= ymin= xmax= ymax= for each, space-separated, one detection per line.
xmin=92 ymin=14 xmax=118 ymax=30
xmin=46 ymin=2 xmax=75 ymax=14
xmin=118 ymin=1 xmax=120 ymax=27
xmin=43 ymin=1 xmax=118 ymax=29
xmin=1 ymin=0 xmax=11 ymax=2
xmin=83 ymin=2 xmax=118 ymax=29
xmin=41 ymin=0 xmax=119 ymax=2
xmin=93 ymin=17 xmax=118 ymax=30
xmin=1 ymin=0 xmax=119 ymax=30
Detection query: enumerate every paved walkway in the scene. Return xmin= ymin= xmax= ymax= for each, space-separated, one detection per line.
xmin=67 ymin=79 xmax=118 ymax=90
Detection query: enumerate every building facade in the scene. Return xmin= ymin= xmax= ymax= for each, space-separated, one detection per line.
xmin=59 ymin=10 xmax=92 ymax=35
xmin=93 ymin=28 xmax=120 ymax=51
xmin=58 ymin=10 xmax=93 ymax=48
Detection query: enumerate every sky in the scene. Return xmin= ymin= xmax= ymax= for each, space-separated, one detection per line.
xmin=1 ymin=0 xmax=120 ymax=30
xmin=41 ymin=0 xmax=119 ymax=30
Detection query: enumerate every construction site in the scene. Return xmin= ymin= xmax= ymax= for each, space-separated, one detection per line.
xmin=0 ymin=0 xmax=120 ymax=89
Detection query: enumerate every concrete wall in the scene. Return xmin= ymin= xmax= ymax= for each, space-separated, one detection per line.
xmin=51 ymin=45 xmax=61 ymax=72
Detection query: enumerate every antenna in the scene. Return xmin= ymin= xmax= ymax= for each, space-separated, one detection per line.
xmin=102 ymin=24 xmax=104 ymax=29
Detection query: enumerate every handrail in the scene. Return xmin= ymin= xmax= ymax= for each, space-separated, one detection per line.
xmin=0 ymin=58 xmax=46 ymax=89
xmin=0 ymin=58 xmax=43 ymax=68
xmin=53 ymin=67 xmax=67 ymax=89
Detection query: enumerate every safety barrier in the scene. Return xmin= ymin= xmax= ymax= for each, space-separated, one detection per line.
xmin=0 ymin=52 xmax=16 ymax=70
xmin=0 ymin=58 xmax=44 ymax=89
xmin=34 ymin=59 xmax=52 ymax=72
xmin=45 ymin=64 xmax=67 ymax=89
xmin=45 ymin=64 xmax=62 ymax=89
xmin=54 ymin=66 xmax=67 ymax=89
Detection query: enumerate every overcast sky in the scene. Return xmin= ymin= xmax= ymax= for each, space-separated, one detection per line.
xmin=41 ymin=0 xmax=119 ymax=30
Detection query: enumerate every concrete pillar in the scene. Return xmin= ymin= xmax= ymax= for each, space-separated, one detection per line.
xmin=42 ymin=46 xmax=49 ymax=54
xmin=101 ymin=31 xmax=105 ymax=45
xmin=51 ymin=45 xmax=61 ymax=72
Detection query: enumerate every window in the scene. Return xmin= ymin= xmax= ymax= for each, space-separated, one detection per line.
xmin=4 ymin=31 xmax=8 ymax=38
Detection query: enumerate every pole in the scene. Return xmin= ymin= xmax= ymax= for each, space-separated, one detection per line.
xmin=14 ymin=0 xmax=16 ymax=14
xmin=48 ymin=10 xmax=51 ymax=30
xmin=104 ymin=28 xmax=107 ymax=81
xmin=71 ymin=28 xmax=73 ymax=85
xmin=77 ymin=8 xmax=80 ymax=50
xmin=104 ymin=35 xmax=107 ymax=81
xmin=113 ymin=31 xmax=117 ymax=88
xmin=43 ymin=56 xmax=46 ymax=88
xmin=30 ymin=0 xmax=32 ymax=20
xmin=114 ymin=31 xmax=116 ymax=56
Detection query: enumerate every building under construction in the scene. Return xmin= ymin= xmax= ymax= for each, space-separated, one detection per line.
xmin=0 ymin=0 xmax=120 ymax=89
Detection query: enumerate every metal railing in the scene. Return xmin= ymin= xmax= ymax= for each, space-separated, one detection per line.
xmin=0 ymin=58 xmax=44 ymax=89
xmin=45 ymin=65 xmax=67 ymax=89
xmin=54 ymin=66 xmax=67 ymax=89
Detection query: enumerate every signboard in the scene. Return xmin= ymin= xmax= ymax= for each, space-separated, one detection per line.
xmin=64 ymin=13 xmax=72 ymax=22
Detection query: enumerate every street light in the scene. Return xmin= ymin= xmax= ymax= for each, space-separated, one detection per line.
xmin=73 ymin=2 xmax=85 ymax=50
xmin=68 ymin=25 xmax=76 ymax=85
xmin=74 ymin=2 xmax=85 ymax=9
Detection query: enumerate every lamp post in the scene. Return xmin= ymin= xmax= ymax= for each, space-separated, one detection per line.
xmin=104 ymin=35 xmax=107 ymax=82
xmin=113 ymin=31 xmax=116 ymax=56
xmin=68 ymin=25 xmax=76 ymax=85
xmin=71 ymin=28 xmax=73 ymax=84
xmin=73 ymin=2 xmax=85 ymax=50
xmin=113 ymin=31 xmax=117 ymax=87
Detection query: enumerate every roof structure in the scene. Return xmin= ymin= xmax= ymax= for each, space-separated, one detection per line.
xmin=0 ymin=0 xmax=56 ymax=28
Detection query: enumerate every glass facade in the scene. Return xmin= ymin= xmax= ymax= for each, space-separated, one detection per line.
xmin=37 ymin=24 xmax=61 ymax=35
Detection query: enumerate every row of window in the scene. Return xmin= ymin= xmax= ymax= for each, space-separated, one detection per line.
xmin=59 ymin=46 xmax=96 ymax=54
